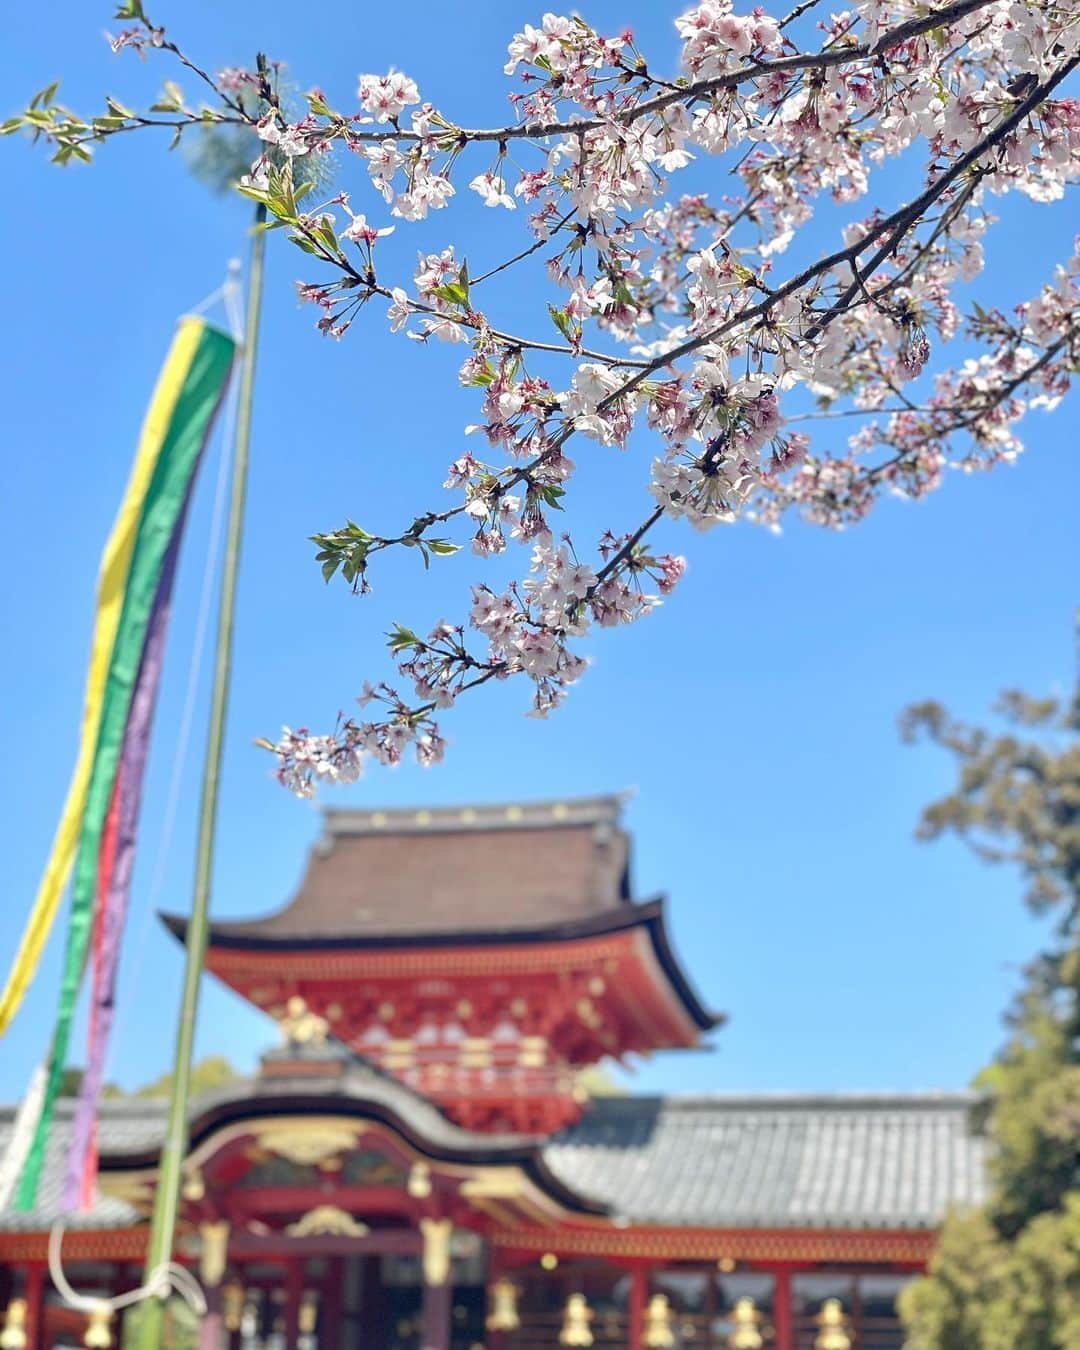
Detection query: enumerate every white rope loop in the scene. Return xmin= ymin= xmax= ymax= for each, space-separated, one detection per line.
xmin=49 ymin=1219 xmax=207 ymax=1316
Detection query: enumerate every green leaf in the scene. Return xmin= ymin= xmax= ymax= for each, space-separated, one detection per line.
xmin=547 ymin=304 xmax=573 ymax=341
xmin=425 ymin=538 xmax=461 ymax=557
xmin=29 ymin=81 xmax=59 ymax=111
xmin=0 ymin=117 xmax=24 ymax=136
xmin=432 ymin=281 xmax=468 ymax=308
xmin=149 ymin=80 xmax=184 ymax=114
xmin=387 ymin=623 xmax=422 ymax=653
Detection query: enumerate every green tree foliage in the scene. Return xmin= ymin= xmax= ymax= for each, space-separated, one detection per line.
xmin=57 ymin=1056 xmax=239 ymax=1101
xmin=898 ymin=650 xmax=1080 ymax=1347
xmin=131 ymin=1054 xmax=240 ymax=1099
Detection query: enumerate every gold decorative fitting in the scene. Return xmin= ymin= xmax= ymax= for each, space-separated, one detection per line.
xmin=83 ymin=1303 xmax=113 ymax=1349
xmin=326 ymin=1001 xmax=343 ymax=1021
xmin=717 ymin=1256 xmax=736 ymax=1273
xmin=421 ymin=1217 xmax=453 ymax=1286
xmin=814 ymin=1300 xmax=852 ymax=1350
xmin=222 ymin=1279 xmax=245 ymax=1333
xmin=644 ymin=1293 xmax=675 ymax=1349
xmin=199 ymin=1220 xmax=230 ymax=1286
xmin=486 ymin=1278 xmax=521 ymax=1332
xmin=540 ymin=1252 xmax=559 ymax=1271
xmin=408 ymin=1161 xmax=433 ymax=1199
xmin=255 ymin=1122 xmax=355 ymax=1167
xmin=0 ymin=1299 xmax=27 ymax=1350
xmin=286 ymin=1206 xmax=369 ymax=1238
xmin=559 ymin=1293 xmax=594 ymax=1347
xmin=728 ymin=1297 xmax=763 ymax=1350
xmin=505 ymin=805 xmax=523 ymax=821
xmin=97 ymin=1174 xmax=154 ymax=1209
xmin=182 ymin=1168 xmax=205 ymax=1203
xmin=278 ymin=995 xmax=329 ymax=1047
xmin=299 ymin=1292 xmax=319 ymax=1335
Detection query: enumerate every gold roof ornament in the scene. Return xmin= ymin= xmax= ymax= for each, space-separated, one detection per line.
xmin=255 ymin=1122 xmax=355 ymax=1167
xmin=286 ymin=1206 xmax=369 ymax=1238
xmin=279 ymin=995 xmax=329 ymax=1047
xmin=486 ymin=1278 xmax=521 ymax=1332
xmin=728 ymin=1297 xmax=763 ymax=1350
xmin=644 ymin=1293 xmax=675 ymax=1349
xmin=222 ymin=1279 xmax=245 ymax=1333
xmin=559 ymin=1293 xmax=594 ymax=1347
xmin=0 ymin=1299 xmax=27 ymax=1350
xmin=83 ymin=1303 xmax=114 ymax=1349
xmin=814 ymin=1299 xmax=852 ymax=1350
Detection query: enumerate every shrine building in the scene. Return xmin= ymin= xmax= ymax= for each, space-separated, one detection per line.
xmin=0 ymin=796 xmax=987 ymax=1349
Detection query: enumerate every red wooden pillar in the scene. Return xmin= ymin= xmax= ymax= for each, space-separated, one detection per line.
xmin=283 ymin=1260 xmax=304 ymax=1350
xmin=421 ymin=1279 xmax=451 ymax=1350
xmin=773 ymin=1268 xmax=793 ymax=1350
xmin=23 ymin=1265 xmax=45 ymax=1350
xmin=628 ymin=1264 xmax=648 ymax=1350
xmin=485 ymin=1251 xmax=506 ymax=1350
xmin=320 ymin=1260 xmax=343 ymax=1350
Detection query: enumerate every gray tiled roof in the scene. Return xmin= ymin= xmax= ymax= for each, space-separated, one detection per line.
xmin=0 ymin=1085 xmax=988 ymax=1233
xmin=544 ymin=1093 xmax=989 ymax=1229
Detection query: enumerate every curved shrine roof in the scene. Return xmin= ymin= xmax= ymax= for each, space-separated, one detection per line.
xmin=166 ymin=794 xmax=636 ymax=944
xmin=0 ymin=1076 xmax=987 ymax=1234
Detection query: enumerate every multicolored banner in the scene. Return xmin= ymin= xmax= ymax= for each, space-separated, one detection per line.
xmin=0 ymin=316 xmax=235 ymax=1211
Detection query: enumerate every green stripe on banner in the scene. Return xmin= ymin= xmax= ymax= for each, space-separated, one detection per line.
xmin=15 ymin=320 xmax=235 ymax=1210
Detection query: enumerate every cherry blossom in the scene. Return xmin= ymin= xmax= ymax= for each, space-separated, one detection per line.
xmin=12 ymin=0 xmax=1079 ymax=791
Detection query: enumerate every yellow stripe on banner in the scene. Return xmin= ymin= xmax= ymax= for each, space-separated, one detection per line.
xmin=0 ymin=318 xmax=207 ymax=1037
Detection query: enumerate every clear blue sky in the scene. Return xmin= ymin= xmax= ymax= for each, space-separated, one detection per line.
xmin=1 ymin=1 xmax=1076 ymax=1104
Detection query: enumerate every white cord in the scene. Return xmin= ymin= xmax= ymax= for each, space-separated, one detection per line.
xmin=49 ymin=1219 xmax=208 ymax=1315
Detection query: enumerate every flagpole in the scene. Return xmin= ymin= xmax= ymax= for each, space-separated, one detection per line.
xmin=138 ymin=202 xmax=266 ymax=1348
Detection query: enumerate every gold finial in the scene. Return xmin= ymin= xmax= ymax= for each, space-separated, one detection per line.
xmin=0 ymin=1299 xmax=27 ymax=1350
xmin=728 ymin=1297 xmax=763 ymax=1350
xmin=408 ymin=1161 xmax=433 ymax=1198
xmin=83 ymin=1303 xmax=114 ymax=1349
xmin=643 ymin=1293 xmax=675 ymax=1348
xmin=814 ymin=1299 xmax=851 ymax=1350
xmin=222 ymin=1279 xmax=245 ymax=1333
xmin=558 ymin=1293 xmax=594 ymax=1347
xmin=486 ymin=1278 xmax=521 ymax=1331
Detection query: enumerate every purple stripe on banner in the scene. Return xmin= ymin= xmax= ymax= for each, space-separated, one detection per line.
xmin=62 ymin=506 xmax=189 ymax=1211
